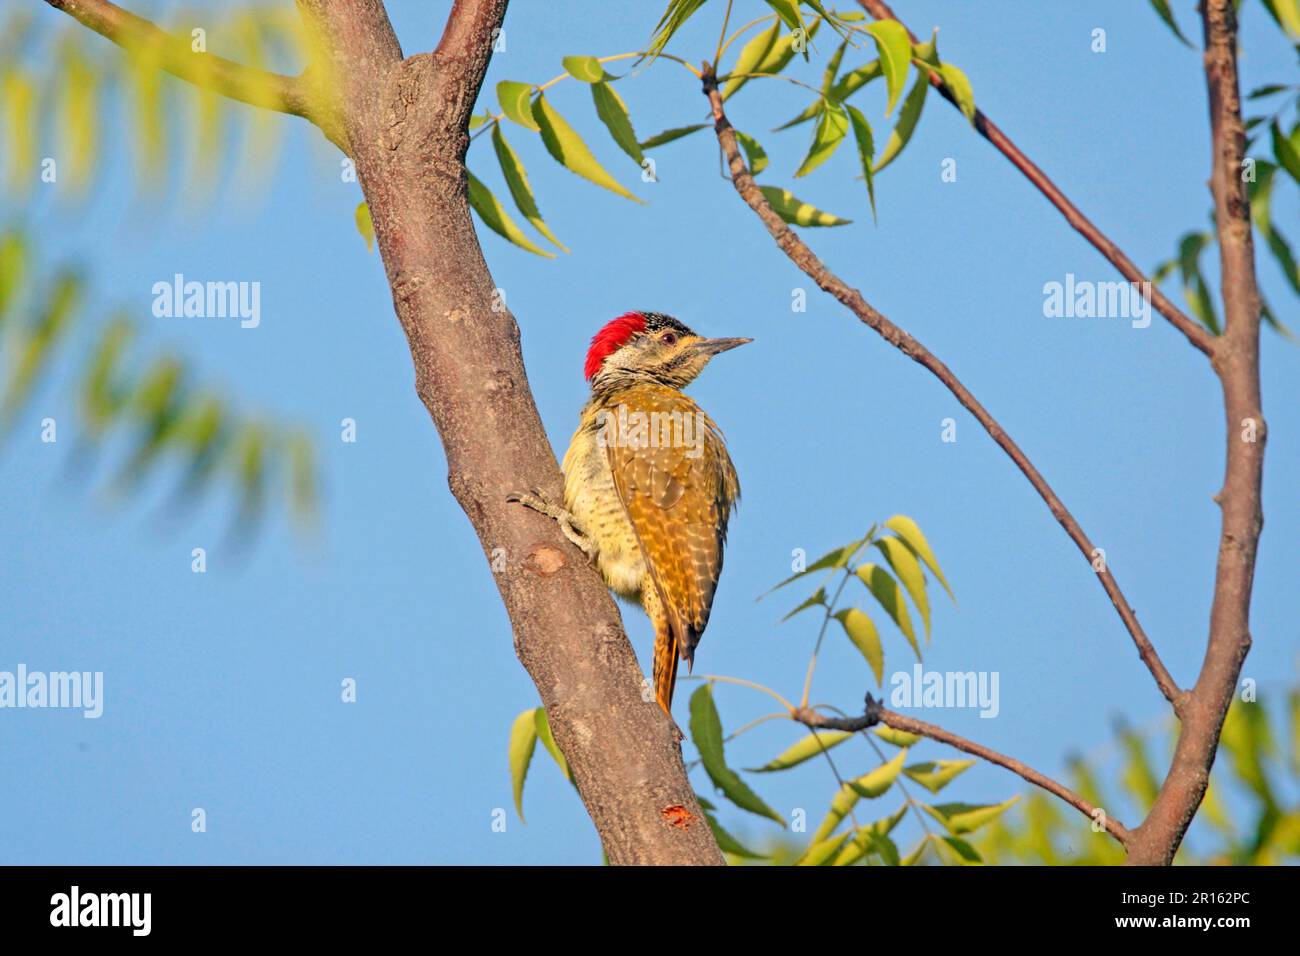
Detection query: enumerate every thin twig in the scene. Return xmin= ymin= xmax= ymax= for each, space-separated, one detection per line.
xmin=702 ymin=70 xmax=1183 ymax=709
xmin=854 ymin=0 xmax=1215 ymax=357
xmin=795 ymin=695 xmax=1132 ymax=846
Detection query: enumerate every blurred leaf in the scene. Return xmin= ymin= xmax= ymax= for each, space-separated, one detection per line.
xmin=689 ymin=684 xmax=784 ymax=824
xmin=901 ymin=836 xmax=932 ymax=865
xmin=532 ymin=93 xmax=640 ymax=202
xmin=491 ymin=124 xmax=568 ymax=253
xmin=57 ymin=40 xmax=99 ymax=196
xmin=496 ymin=80 xmax=540 ymax=131
xmin=904 ymin=759 xmax=975 ymax=794
xmin=2 ymin=68 xmax=37 ymax=194
xmin=883 ymin=515 xmax=953 ymax=599
xmin=466 ymin=170 xmax=554 ymax=257
xmin=748 ymin=729 xmax=852 ymax=772
xmin=833 ymin=804 xmax=907 ymax=865
xmin=704 ymin=808 xmax=767 ymax=859
xmin=1118 ymin=722 xmax=1161 ymax=811
xmin=758 ymin=185 xmax=851 ymax=226
xmin=79 ymin=316 xmax=133 ymax=435
xmin=864 ymin=19 xmax=911 ymax=114
xmin=3 ymin=271 xmax=81 ymax=421
xmin=1220 ymin=701 xmax=1276 ymax=806
xmin=0 ymin=228 xmax=27 ymax=327
xmin=834 ymin=607 xmax=883 ymax=684
xmin=1270 ymin=119 xmax=1300 ymax=186
xmin=873 ymin=73 xmax=928 ymax=173
xmin=508 ymin=708 xmax=539 ymax=821
xmin=590 ymin=81 xmax=644 ymax=166
xmin=795 ymin=831 xmax=852 ymax=866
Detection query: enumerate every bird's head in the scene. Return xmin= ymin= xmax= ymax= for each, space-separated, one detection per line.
xmin=583 ymin=311 xmax=751 ymax=391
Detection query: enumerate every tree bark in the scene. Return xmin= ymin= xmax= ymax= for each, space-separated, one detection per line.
xmin=1123 ymin=0 xmax=1264 ymax=865
xmin=293 ymin=0 xmax=722 ymax=864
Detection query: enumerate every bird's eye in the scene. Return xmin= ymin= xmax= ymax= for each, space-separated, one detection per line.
xmin=660 ymin=331 xmax=678 ymax=346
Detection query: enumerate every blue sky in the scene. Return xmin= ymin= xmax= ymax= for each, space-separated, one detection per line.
xmin=2 ymin=0 xmax=1297 ymax=864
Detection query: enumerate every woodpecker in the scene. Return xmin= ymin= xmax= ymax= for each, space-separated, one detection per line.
xmin=510 ymin=311 xmax=748 ymax=717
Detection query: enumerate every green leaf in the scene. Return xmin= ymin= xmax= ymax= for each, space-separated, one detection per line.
xmin=781 ymin=585 xmax=826 ymax=622
xmin=874 ymin=725 xmax=921 ymax=747
xmin=735 ymin=129 xmax=769 ymax=175
xmin=758 ymin=185 xmax=852 ymax=226
xmin=795 ymin=831 xmax=852 ymax=866
xmin=1148 ymin=0 xmax=1193 ymax=45
xmin=640 ymin=123 xmax=709 ymax=149
xmin=508 ymin=708 xmax=539 ymax=821
xmin=0 ymin=229 xmax=27 ymax=328
xmin=855 ymin=563 xmax=919 ymax=659
xmin=834 ymin=607 xmax=883 ymax=685
xmin=704 ymin=808 xmax=767 ymax=859
xmin=811 ymin=749 xmax=907 ymax=842
xmin=874 ymin=536 xmax=930 ymax=641
xmin=873 ymin=72 xmax=928 ymax=173
xmin=1271 ymin=120 xmax=1300 ymax=186
xmin=1271 ymin=0 xmax=1300 ymax=38
xmin=913 ymin=28 xmax=940 ymax=67
xmin=764 ymin=538 xmax=864 ymax=594
xmin=689 ymin=684 xmax=784 ymax=824
xmin=764 ymin=0 xmax=804 ymax=33
xmin=923 ymin=797 xmax=1020 ymax=835
xmin=532 ymin=93 xmax=640 ymax=202
xmin=353 ymin=201 xmax=374 ymax=253
xmin=904 ymin=759 xmax=975 ymax=794
xmin=496 ymin=80 xmax=540 ymax=131
xmin=883 ymin=515 xmax=952 ymax=599
xmin=491 ymin=125 xmax=568 ymax=253
xmin=562 ymin=55 xmax=609 ymax=83
xmin=728 ymin=17 xmax=823 ymax=100
xmin=938 ymin=62 xmax=976 ymax=124
xmin=648 ymin=0 xmax=708 ymax=59
xmin=3 ymin=272 xmax=81 ymax=420
xmin=830 ymin=58 xmax=884 ymax=101
xmin=590 ymin=81 xmax=644 ymax=167
xmin=865 ymin=19 xmax=912 ymax=115
xmin=794 ymin=102 xmax=849 ymax=177
xmin=845 ymin=104 xmax=877 ymax=220
xmin=901 ymin=836 xmax=932 ymax=865
xmin=939 ymin=835 xmax=983 ymax=864
xmin=832 ymin=804 xmax=908 ymax=865
xmin=722 ymin=19 xmax=780 ymax=100
xmin=466 ymin=170 xmax=555 ymax=257
xmin=534 ymin=707 xmax=572 ymax=781
xmin=1174 ymin=231 xmax=1220 ymax=334
xmin=748 ymin=729 xmax=852 ymax=772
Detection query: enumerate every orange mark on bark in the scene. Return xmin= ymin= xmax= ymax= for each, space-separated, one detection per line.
xmin=524 ymin=546 xmax=566 ymax=576
xmin=662 ymin=805 xmax=694 ymax=829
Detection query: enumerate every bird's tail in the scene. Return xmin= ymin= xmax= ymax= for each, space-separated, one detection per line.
xmin=652 ymin=624 xmax=680 ymax=715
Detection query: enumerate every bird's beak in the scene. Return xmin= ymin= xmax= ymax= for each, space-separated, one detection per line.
xmin=695 ymin=336 xmax=753 ymax=356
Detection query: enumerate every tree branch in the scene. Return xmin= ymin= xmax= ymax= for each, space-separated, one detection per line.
xmin=1123 ymin=0 xmax=1264 ymax=865
xmin=703 ymin=71 xmax=1183 ymax=708
xmin=288 ymin=0 xmax=722 ymax=864
xmin=43 ymin=0 xmax=345 ymax=148
xmin=794 ymin=695 xmax=1131 ymax=846
xmin=856 ymin=0 xmax=1217 ymax=357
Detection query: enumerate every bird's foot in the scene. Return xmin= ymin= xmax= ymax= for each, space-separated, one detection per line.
xmin=506 ymin=488 xmax=598 ymax=561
